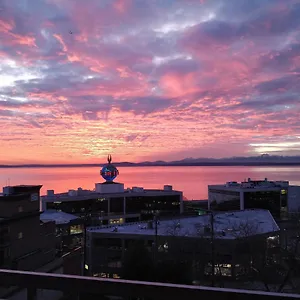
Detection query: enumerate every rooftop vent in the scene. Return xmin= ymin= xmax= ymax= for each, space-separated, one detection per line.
xmin=47 ymin=190 xmax=55 ymax=197
xmin=68 ymin=190 xmax=77 ymax=196
xmin=3 ymin=186 xmax=14 ymax=195
xmin=164 ymin=185 xmax=173 ymax=191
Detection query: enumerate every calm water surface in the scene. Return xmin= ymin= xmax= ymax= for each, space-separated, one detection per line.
xmin=1 ymin=166 xmax=300 ymax=200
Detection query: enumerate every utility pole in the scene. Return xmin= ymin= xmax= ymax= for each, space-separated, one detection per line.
xmin=154 ymin=214 xmax=158 ymax=260
xmin=190 ymin=207 xmax=215 ymax=286
xmin=153 ymin=212 xmax=159 ymax=279
xmin=82 ymin=215 xmax=88 ymax=276
xmin=210 ymin=211 xmax=215 ymax=287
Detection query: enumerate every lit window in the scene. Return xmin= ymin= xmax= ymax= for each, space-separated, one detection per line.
xmin=18 ymin=232 xmax=23 ymax=239
xmin=84 ymin=264 xmax=89 ymax=270
xmin=70 ymin=225 xmax=83 ymax=235
xmin=281 ymin=190 xmax=287 ymax=195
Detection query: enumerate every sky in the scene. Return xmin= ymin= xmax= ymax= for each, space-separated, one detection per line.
xmin=0 ymin=0 xmax=300 ymax=164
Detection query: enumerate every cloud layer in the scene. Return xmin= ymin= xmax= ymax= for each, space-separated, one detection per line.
xmin=1 ymin=0 xmax=300 ymax=163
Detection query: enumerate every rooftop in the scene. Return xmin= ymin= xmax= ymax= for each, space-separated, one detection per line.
xmin=209 ymin=179 xmax=289 ymax=191
xmin=42 ymin=187 xmax=182 ymax=201
xmin=1 ymin=185 xmax=42 ymax=197
xmin=40 ymin=210 xmax=79 ymax=225
xmin=87 ymin=209 xmax=280 ymax=239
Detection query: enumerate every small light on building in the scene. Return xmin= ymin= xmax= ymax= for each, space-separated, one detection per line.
xmin=85 ymin=264 xmax=89 ymax=270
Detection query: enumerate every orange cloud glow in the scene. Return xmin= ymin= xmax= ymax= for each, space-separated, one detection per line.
xmin=1 ymin=0 xmax=300 ymax=164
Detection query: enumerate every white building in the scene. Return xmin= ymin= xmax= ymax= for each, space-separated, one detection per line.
xmin=208 ymin=178 xmax=300 ymax=218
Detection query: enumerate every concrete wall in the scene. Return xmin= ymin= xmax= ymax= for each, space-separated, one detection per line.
xmin=95 ymin=183 xmax=125 ymax=194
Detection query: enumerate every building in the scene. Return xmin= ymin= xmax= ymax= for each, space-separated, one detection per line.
xmin=0 ymin=185 xmax=56 ymax=271
xmin=208 ymin=178 xmax=294 ymax=218
xmin=287 ymin=185 xmax=300 ymax=215
xmin=183 ymin=200 xmax=209 ymax=215
xmin=85 ymin=209 xmax=280 ymax=281
xmin=41 ymin=156 xmax=183 ymax=224
xmin=40 ymin=210 xmax=84 ymax=253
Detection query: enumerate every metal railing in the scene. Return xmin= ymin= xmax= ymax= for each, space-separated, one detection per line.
xmin=1 ymin=269 xmax=300 ymax=300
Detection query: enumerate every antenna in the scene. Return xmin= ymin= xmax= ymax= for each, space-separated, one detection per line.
xmin=8 ymin=178 xmax=10 ymax=186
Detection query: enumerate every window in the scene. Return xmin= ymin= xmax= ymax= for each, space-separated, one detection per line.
xmin=70 ymin=225 xmax=83 ymax=235
xmin=205 ymin=263 xmax=232 ymax=277
xmin=18 ymin=232 xmax=23 ymax=239
xmin=18 ymin=206 xmax=23 ymax=213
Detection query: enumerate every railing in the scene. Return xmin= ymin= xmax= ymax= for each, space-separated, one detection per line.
xmin=1 ymin=269 xmax=300 ymax=300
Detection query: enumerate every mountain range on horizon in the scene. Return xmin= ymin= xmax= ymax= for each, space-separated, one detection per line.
xmin=1 ymin=154 xmax=300 ymax=168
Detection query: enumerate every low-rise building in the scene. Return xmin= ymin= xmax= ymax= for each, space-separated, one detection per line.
xmin=183 ymin=200 xmax=208 ymax=215
xmin=85 ymin=209 xmax=280 ymax=281
xmin=0 ymin=185 xmax=56 ymax=271
xmin=41 ymin=157 xmax=183 ymax=225
xmin=207 ymin=178 xmax=300 ymax=219
xmin=41 ymin=186 xmax=182 ymax=224
xmin=40 ymin=210 xmax=84 ymax=253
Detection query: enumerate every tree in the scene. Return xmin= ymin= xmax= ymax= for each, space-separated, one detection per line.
xmin=228 ymin=219 xmax=300 ymax=292
xmin=122 ymin=241 xmax=154 ymax=281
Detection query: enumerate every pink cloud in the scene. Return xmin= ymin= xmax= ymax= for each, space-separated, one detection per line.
xmin=0 ymin=0 xmax=300 ymax=163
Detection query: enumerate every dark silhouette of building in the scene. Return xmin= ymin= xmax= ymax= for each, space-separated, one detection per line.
xmin=0 ymin=185 xmax=56 ymax=270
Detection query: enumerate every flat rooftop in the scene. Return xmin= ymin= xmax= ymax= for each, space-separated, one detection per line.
xmin=87 ymin=209 xmax=279 ymax=239
xmin=42 ymin=188 xmax=182 ymax=201
xmin=40 ymin=210 xmax=79 ymax=225
xmin=209 ymin=179 xmax=289 ymax=192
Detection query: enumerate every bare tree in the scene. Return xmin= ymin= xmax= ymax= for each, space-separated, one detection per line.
xmin=227 ymin=219 xmax=299 ymax=293
xmin=228 ymin=219 xmax=260 ymax=238
xmin=164 ymin=219 xmax=182 ymax=236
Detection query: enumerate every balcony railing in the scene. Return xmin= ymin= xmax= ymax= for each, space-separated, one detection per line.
xmin=1 ymin=269 xmax=300 ymax=300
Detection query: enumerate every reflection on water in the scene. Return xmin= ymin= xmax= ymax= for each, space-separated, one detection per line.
xmin=1 ymin=166 xmax=300 ymax=200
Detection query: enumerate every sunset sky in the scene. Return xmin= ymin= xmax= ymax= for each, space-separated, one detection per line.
xmin=1 ymin=0 xmax=300 ymax=164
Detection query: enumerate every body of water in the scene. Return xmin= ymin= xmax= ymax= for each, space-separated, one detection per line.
xmin=1 ymin=166 xmax=300 ymax=200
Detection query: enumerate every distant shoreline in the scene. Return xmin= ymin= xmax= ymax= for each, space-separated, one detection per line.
xmin=1 ymin=162 xmax=300 ymax=168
